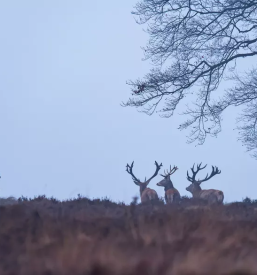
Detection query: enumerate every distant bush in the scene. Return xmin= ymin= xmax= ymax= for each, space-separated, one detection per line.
xmin=0 ymin=197 xmax=18 ymax=206
xmin=242 ymin=197 xmax=257 ymax=204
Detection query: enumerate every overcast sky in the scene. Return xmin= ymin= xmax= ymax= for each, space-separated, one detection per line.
xmin=0 ymin=1 xmax=256 ymax=204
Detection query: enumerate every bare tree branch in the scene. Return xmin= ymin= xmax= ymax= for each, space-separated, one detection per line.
xmin=211 ymin=69 xmax=257 ymax=157
xmin=122 ymin=0 xmax=257 ymax=157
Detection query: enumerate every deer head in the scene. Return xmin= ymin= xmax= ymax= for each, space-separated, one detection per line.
xmin=126 ymin=161 xmax=162 ymax=189
xmin=156 ymin=165 xmax=178 ymax=188
xmin=186 ymin=163 xmax=221 ymax=193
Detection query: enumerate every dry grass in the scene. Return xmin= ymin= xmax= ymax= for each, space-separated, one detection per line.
xmin=1 ymin=195 xmax=257 ymax=275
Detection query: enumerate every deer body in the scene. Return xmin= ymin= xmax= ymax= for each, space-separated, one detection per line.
xmin=140 ymin=187 xmax=158 ymax=202
xmin=201 ymin=189 xmax=224 ymax=203
xmin=186 ymin=163 xmax=223 ymax=204
xmin=188 ymin=187 xmax=224 ymax=203
xmin=126 ymin=161 xmax=162 ymax=203
xmin=156 ymin=165 xmax=180 ymax=204
xmin=164 ymin=187 xmax=180 ymax=204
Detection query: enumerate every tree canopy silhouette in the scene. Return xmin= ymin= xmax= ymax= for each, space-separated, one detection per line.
xmin=122 ymin=0 xmax=257 ymax=158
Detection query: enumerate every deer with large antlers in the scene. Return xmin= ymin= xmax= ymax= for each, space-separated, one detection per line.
xmin=156 ymin=165 xmax=180 ymax=204
xmin=126 ymin=161 xmax=162 ymax=203
xmin=186 ymin=163 xmax=224 ymax=204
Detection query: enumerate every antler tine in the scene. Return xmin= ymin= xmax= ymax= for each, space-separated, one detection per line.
xmin=200 ymin=165 xmax=221 ymax=183
xmin=189 ymin=163 xmax=197 ymax=181
xmin=198 ymin=163 xmax=207 ymax=170
xmin=154 ymin=161 xmax=163 ymax=169
xmin=188 ymin=163 xmax=207 ymax=182
xmin=160 ymin=166 xmax=167 ymax=177
xmin=163 ymin=168 xmax=169 ymax=176
xmin=190 ymin=163 xmax=195 ymax=173
xmin=168 ymin=165 xmax=178 ymax=175
xmin=169 ymin=165 xmax=172 ymax=174
xmin=190 ymin=163 xmax=197 ymax=177
xmin=187 ymin=170 xmax=194 ymax=182
xmin=160 ymin=169 xmax=166 ymax=177
xmin=126 ymin=161 xmax=141 ymax=183
xmin=161 ymin=165 xmax=178 ymax=177
xmin=214 ymin=166 xmax=221 ymax=174
xmin=146 ymin=161 xmax=163 ymax=182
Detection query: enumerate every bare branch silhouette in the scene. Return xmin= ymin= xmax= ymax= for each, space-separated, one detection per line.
xmin=122 ymin=0 xmax=257 ymax=157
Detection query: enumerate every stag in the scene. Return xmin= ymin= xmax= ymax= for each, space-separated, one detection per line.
xmin=126 ymin=161 xmax=162 ymax=203
xmin=156 ymin=165 xmax=180 ymax=204
xmin=186 ymin=163 xmax=224 ymax=204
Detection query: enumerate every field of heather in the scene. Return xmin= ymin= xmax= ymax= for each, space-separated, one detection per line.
xmin=1 ymin=196 xmax=257 ymax=275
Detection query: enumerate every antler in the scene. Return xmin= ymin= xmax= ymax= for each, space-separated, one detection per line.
xmin=146 ymin=161 xmax=163 ymax=182
xmin=126 ymin=161 xmax=141 ymax=184
xmin=200 ymin=166 xmax=221 ymax=183
xmin=126 ymin=161 xmax=162 ymax=184
xmin=160 ymin=165 xmax=178 ymax=177
xmin=187 ymin=163 xmax=207 ymax=182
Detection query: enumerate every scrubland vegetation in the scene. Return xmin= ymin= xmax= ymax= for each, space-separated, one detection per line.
xmin=1 ymin=195 xmax=257 ymax=275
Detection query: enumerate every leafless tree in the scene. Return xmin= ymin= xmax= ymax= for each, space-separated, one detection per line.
xmin=225 ymin=71 xmax=257 ymax=159
xmin=122 ymin=0 xmax=257 ymax=158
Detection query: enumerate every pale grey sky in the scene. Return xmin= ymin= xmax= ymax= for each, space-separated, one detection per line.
xmin=0 ymin=1 xmax=256 ymax=203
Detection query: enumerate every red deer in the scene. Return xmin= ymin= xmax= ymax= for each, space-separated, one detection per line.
xmin=156 ymin=165 xmax=180 ymax=204
xmin=186 ymin=163 xmax=224 ymax=204
xmin=126 ymin=161 xmax=162 ymax=203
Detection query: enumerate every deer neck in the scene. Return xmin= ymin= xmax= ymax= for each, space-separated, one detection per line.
xmin=191 ymin=184 xmax=202 ymax=198
xmin=164 ymin=180 xmax=174 ymax=191
xmin=139 ymin=184 xmax=148 ymax=196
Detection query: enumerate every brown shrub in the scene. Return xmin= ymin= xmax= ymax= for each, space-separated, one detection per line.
xmin=0 ymin=196 xmax=257 ymax=275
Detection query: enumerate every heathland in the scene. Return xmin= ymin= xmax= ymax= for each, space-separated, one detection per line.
xmin=1 ymin=195 xmax=257 ymax=275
